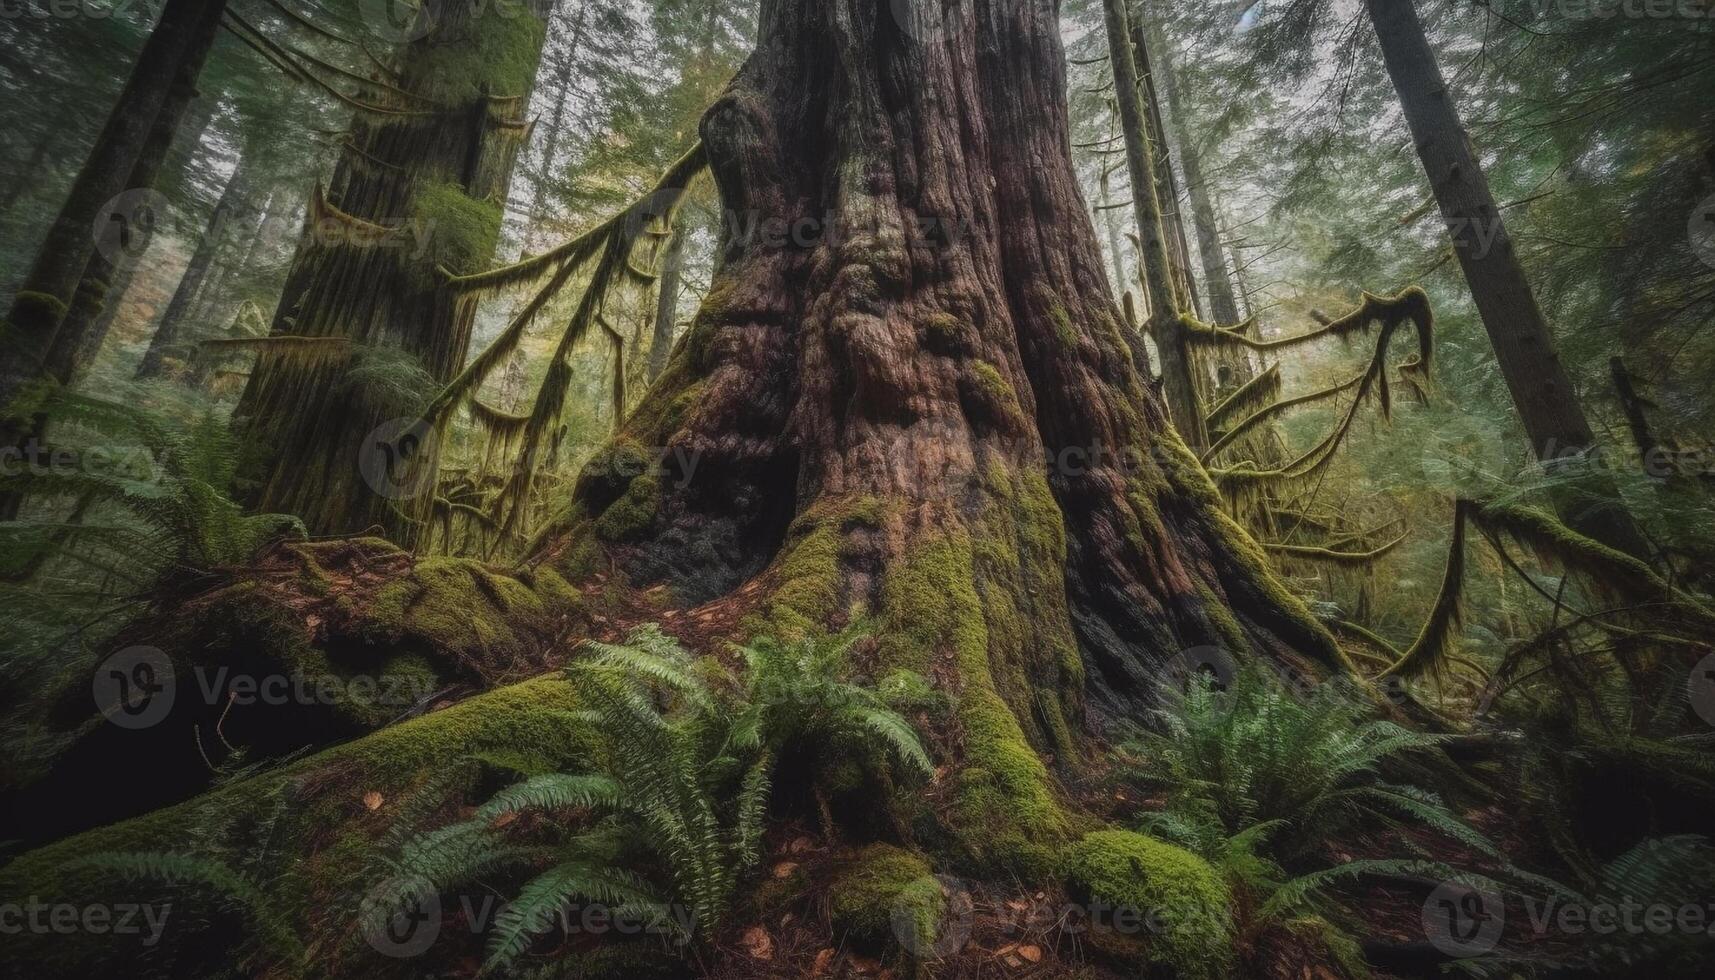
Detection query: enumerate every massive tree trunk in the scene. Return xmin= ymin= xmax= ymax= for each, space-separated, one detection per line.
xmin=0 ymin=0 xmax=225 ymax=411
xmin=1366 ymin=0 xmax=1650 ymax=560
xmin=523 ymin=0 xmax=1347 ymax=868
xmin=233 ymin=1 xmax=550 ymax=546
xmin=1101 ymin=0 xmax=1207 ymax=449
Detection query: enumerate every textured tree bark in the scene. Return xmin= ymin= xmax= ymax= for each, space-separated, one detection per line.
xmin=524 ymin=0 xmax=1348 ymax=868
xmin=136 ymin=147 xmax=256 ymax=380
xmin=1365 ymin=0 xmax=1650 ymax=560
xmin=0 ymin=0 xmax=225 ymax=411
xmin=1101 ymin=0 xmax=1207 ymax=449
xmin=234 ymin=2 xmax=550 ymax=546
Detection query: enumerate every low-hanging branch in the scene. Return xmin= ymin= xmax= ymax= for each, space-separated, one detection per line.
xmin=1204 ymin=368 xmax=1366 ymax=463
xmin=1208 ymin=288 xmax=1435 ymax=506
xmin=413 ymin=144 xmax=710 ymax=549
xmin=222 ymin=12 xmax=439 ymax=119
xmin=1381 ymin=498 xmax=1715 ymax=682
xmin=1264 ymin=529 xmax=1410 ymax=567
xmin=419 ymin=142 xmax=708 ymax=430
xmin=1204 ymin=363 xmax=1281 ymax=433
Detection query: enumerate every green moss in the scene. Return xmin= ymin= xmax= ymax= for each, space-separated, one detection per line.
xmin=1061 ymin=830 xmax=1234 ymax=980
xmin=410 ymin=8 xmax=547 ymax=103
xmin=367 ymin=557 xmax=545 ymax=658
xmin=593 ymin=472 xmax=660 ymax=542
xmin=828 ymin=845 xmax=944 ymax=954
xmin=745 ymin=496 xmax=885 ymax=640
xmin=0 ymin=676 xmax=583 ymax=976
xmin=879 ymin=529 xmax=1069 ymax=875
xmin=968 ymin=360 xmax=1017 ymax=408
xmin=1049 ymin=303 xmax=1079 ymax=347
xmin=412 ymin=181 xmax=503 ymax=274
xmin=918 ymin=312 xmax=968 ymax=355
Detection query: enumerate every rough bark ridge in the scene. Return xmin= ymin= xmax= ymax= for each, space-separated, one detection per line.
xmin=233 ymin=0 xmax=548 ymax=545
xmin=533 ymin=0 xmax=1348 ymax=868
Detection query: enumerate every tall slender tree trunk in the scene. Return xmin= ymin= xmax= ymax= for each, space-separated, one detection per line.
xmin=1366 ymin=0 xmax=1650 ymax=559
xmin=57 ymin=90 xmax=225 ymax=384
xmin=1098 ymin=161 xmax=1130 ymax=294
xmin=0 ymin=131 xmax=55 ymax=219
xmin=0 ymin=0 xmax=225 ymax=412
xmin=1131 ymin=5 xmax=1200 ymax=320
xmin=1150 ymin=14 xmax=1242 ymax=328
xmin=233 ymin=1 xmax=550 ymax=546
xmin=137 ymin=147 xmax=255 ymax=379
xmin=647 ymin=230 xmax=685 ymax=382
xmin=1101 ymin=0 xmax=1207 ymax=449
xmin=0 ymin=0 xmax=224 ymax=521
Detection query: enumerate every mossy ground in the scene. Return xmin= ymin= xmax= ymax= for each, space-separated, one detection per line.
xmin=827 ymin=844 xmax=944 ymax=954
xmin=0 ymin=677 xmax=585 ymax=979
xmin=1061 ymin=829 xmax=1235 ymax=980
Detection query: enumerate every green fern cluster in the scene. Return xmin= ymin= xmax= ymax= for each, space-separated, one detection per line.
xmin=1124 ymin=665 xmax=1493 ymax=861
xmin=378 ymin=625 xmax=931 ymax=974
xmin=1122 ymin=666 xmax=1518 ymax=972
xmin=0 ymin=390 xmax=303 ymax=584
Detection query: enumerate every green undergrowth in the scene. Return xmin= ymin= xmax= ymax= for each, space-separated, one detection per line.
xmin=0 ymin=677 xmax=584 ymax=977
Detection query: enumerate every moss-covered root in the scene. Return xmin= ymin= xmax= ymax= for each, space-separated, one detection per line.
xmin=0 ymin=677 xmax=586 ymax=980
xmin=1061 ymin=829 xmax=1235 ymax=980
xmin=828 ymin=845 xmax=947 ymax=962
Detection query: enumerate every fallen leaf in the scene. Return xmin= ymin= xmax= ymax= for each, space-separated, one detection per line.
xmin=1018 ymin=945 xmax=1042 ymax=963
xmin=491 ymin=811 xmax=519 ymax=829
xmin=772 ymin=861 xmax=799 ymax=879
xmin=362 ymin=791 xmax=384 ymax=811
xmin=742 ymin=926 xmax=773 ymax=960
xmin=851 ymin=954 xmax=882 ymax=974
xmin=789 ymin=836 xmax=815 ymax=853
xmin=811 ymin=948 xmax=835 ymax=975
